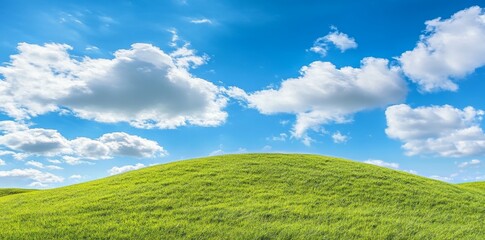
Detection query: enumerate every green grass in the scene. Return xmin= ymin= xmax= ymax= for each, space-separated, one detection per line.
xmin=458 ymin=181 xmax=485 ymax=193
xmin=0 ymin=154 xmax=484 ymax=239
xmin=0 ymin=188 xmax=36 ymax=198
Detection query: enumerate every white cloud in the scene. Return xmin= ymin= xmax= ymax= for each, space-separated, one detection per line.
xmin=48 ymin=159 xmax=62 ymax=164
xmin=310 ymin=28 xmax=357 ymax=57
xmin=69 ymin=174 xmax=82 ymax=179
xmin=386 ymin=104 xmax=485 ymax=157
xmin=46 ymin=165 xmax=63 ymax=170
xmin=85 ymin=45 xmax=99 ymax=51
xmin=0 ymin=168 xmax=64 ymax=185
xmin=262 ymin=145 xmax=272 ymax=151
xmin=168 ymin=28 xmax=180 ymax=47
xmin=26 ymin=160 xmax=44 ymax=168
xmin=209 ymin=149 xmax=224 ymax=156
xmin=458 ymin=159 xmax=481 ymax=168
xmin=236 ymin=57 xmax=406 ymax=142
xmin=0 ymin=42 xmax=228 ymax=129
xmin=0 ymin=120 xmax=29 ymax=132
xmin=399 ymin=6 xmax=485 ymax=92
xmin=0 ymin=121 xmax=167 ymax=161
xmin=429 ymin=175 xmax=454 ymax=182
xmin=269 ymin=133 xmax=288 ymax=142
xmin=97 ymin=132 xmax=165 ymax=158
xmin=0 ymin=159 xmax=5 ymax=166
xmin=29 ymin=182 xmax=48 ymax=188
xmin=406 ymin=170 xmax=418 ymax=175
xmin=0 ymin=150 xmax=14 ymax=156
xmin=170 ymin=43 xmax=208 ymax=69
xmin=108 ymin=163 xmax=145 ymax=175
xmin=0 ymin=128 xmax=71 ymax=156
xmin=332 ymin=131 xmax=348 ymax=143
xmin=364 ymin=159 xmax=400 ymax=169
xmin=190 ymin=18 xmax=212 ymax=24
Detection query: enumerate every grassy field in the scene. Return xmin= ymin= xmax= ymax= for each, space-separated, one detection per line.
xmin=0 ymin=154 xmax=484 ymax=239
xmin=0 ymin=188 xmax=36 ymax=198
xmin=458 ymin=181 xmax=485 ymax=193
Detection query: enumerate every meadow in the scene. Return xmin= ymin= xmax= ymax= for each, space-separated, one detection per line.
xmin=0 ymin=154 xmax=484 ymax=239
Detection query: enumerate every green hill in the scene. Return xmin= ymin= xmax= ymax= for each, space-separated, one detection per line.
xmin=458 ymin=181 xmax=485 ymax=193
xmin=0 ymin=188 xmax=36 ymax=198
xmin=0 ymin=154 xmax=484 ymax=239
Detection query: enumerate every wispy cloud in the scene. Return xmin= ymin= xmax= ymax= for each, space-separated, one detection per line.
xmin=190 ymin=18 xmax=212 ymax=24
xmin=364 ymin=159 xmax=400 ymax=169
xmin=458 ymin=159 xmax=481 ymax=168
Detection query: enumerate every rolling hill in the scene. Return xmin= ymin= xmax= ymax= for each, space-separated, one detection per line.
xmin=458 ymin=181 xmax=485 ymax=193
xmin=0 ymin=154 xmax=484 ymax=239
xmin=0 ymin=188 xmax=36 ymax=198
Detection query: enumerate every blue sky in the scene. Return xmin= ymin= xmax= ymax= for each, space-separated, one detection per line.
xmin=1 ymin=0 xmax=485 ymax=188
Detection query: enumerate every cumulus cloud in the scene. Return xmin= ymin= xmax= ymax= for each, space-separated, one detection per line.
xmin=399 ymin=6 xmax=485 ymax=92
xmin=0 ymin=128 xmax=71 ymax=156
xmin=234 ymin=57 xmax=406 ymax=142
xmin=0 ymin=168 xmax=64 ymax=186
xmin=364 ymin=159 xmax=400 ymax=169
xmin=386 ymin=104 xmax=485 ymax=157
xmin=0 ymin=121 xmax=167 ymax=161
xmin=332 ymin=131 xmax=348 ymax=143
xmin=0 ymin=120 xmax=29 ymax=132
xmin=108 ymin=163 xmax=145 ymax=175
xmin=0 ymin=42 xmax=228 ymax=129
xmin=458 ymin=159 xmax=481 ymax=168
xmin=310 ymin=27 xmax=357 ymax=57
xmin=0 ymin=159 xmax=5 ymax=166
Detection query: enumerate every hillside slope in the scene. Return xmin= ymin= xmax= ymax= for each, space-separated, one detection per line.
xmin=458 ymin=181 xmax=485 ymax=193
xmin=0 ymin=188 xmax=36 ymax=198
xmin=0 ymin=154 xmax=484 ymax=239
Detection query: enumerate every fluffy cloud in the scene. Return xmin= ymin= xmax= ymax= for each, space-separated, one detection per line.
xmin=0 ymin=159 xmax=5 ymax=166
xmin=0 ymin=43 xmax=228 ymax=129
xmin=310 ymin=28 xmax=357 ymax=57
xmin=363 ymin=159 xmax=400 ymax=169
xmin=0 ymin=128 xmax=71 ymax=156
xmin=0 ymin=121 xmax=167 ymax=161
xmin=108 ymin=163 xmax=145 ymax=175
xmin=234 ymin=57 xmax=406 ymax=141
xmin=385 ymin=104 xmax=485 ymax=157
xmin=399 ymin=6 xmax=485 ymax=92
xmin=0 ymin=168 xmax=64 ymax=186
xmin=332 ymin=131 xmax=348 ymax=143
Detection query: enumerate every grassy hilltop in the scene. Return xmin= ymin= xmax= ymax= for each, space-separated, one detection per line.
xmin=0 ymin=154 xmax=484 ymax=239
